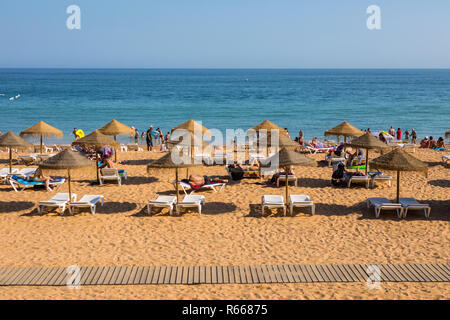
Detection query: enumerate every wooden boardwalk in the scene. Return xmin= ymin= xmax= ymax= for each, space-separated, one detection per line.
xmin=0 ymin=264 xmax=448 ymax=286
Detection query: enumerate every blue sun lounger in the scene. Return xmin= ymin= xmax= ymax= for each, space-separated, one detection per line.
xmin=9 ymin=175 xmax=65 ymax=192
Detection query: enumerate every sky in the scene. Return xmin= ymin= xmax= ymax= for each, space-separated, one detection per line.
xmin=0 ymin=0 xmax=449 ymax=68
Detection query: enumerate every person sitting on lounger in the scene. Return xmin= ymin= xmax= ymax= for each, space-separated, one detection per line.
xmin=269 ymin=166 xmax=295 ymax=185
xmin=420 ymin=137 xmax=429 ymax=148
xmin=327 ymin=142 xmax=345 ymax=157
xmin=379 ymin=133 xmax=387 ymax=144
xmin=434 ymin=137 xmax=447 ymax=150
xmin=183 ymin=174 xmax=228 ymax=189
xmin=28 ymin=168 xmax=53 ymax=192
xmin=428 ymin=136 xmax=437 ymax=149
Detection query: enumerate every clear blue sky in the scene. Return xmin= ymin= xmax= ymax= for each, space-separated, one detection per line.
xmin=1 ymin=0 xmax=449 ymax=68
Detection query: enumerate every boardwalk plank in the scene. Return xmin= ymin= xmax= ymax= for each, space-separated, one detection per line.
xmin=393 ymin=264 xmax=415 ymax=282
xmin=187 ymin=266 xmax=194 ymax=285
xmin=384 ymin=264 xmax=408 ymax=282
xmin=272 ymin=265 xmax=283 ymax=283
xmin=134 ymin=266 xmax=145 ymax=285
xmin=169 ymin=266 xmax=177 ymax=284
xmin=3 ymin=268 xmax=26 ymax=285
xmin=21 ymin=267 xmax=42 ymax=286
xmin=286 ymin=265 xmax=299 ymax=282
xmin=403 ymin=264 xmax=427 ymax=282
xmin=310 ymin=265 xmax=325 ymax=282
xmin=427 ymin=264 xmax=448 ymax=281
xmin=233 ymin=266 xmax=241 ymax=283
xmin=276 ymin=265 xmax=288 ymax=283
xmin=206 ymin=266 xmax=212 ymax=284
xmin=298 ymin=265 xmax=312 ymax=282
xmin=103 ymin=266 xmax=117 ymax=285
xmin=46 ymin=267 xmax=66 ymax=286
xmin=157 ymin=266 xmax=166 ymax=284
xmin=163 ymin=266 xmax=172 ymax=284
xmin=327 ymin=265 xmax=344 ymax=282
xmin=261 ymin=265 xmax=272 ymax=283
xmin=180 ymin=266 xmax=188 ymax=284
xmin=412 ymin=264 xmax=437 ymax=282
xmin=222 ymin=266 xmax=230 ymax=284
xmin=245 ymin=265 xmax=253 ymax=284
xmin=211 ymin=266 xmax=218 ymax=284
xmin=315 ymin=265 xmax=331 ymax=282
xmin=96 ymin=266 xmax=112 ymax=285
xmin=378 ymin=264 xmax=396 ymax=282
xmin=37 ymin=267 xmax=58 ymax=286
xmin=150 ymin=266 xmax=161 ymax=284
xmin=346 ymin=264 xmax=366 ymax=282
xmin=199 ymin=266 xmax=205 ymax=284
xmin=193 ymin=266 xmax=200 ymax=284
xmin=85 ymin=266 xmax=101 ymax=285
xmin=292 ymin=265 xmax=307 ymax=282
xmin=216 ymin=266 xmax=223 ymax=284
xmin=420 ymin=264 xmax=444 ymax=282
xmin=433 ymin=264 xmax=450 ymax=281
xmin=11 ymin=267 xmax=34 ymax=285
xmin=249 ymin=265 xmax=260 ymax=283
xmin=80 ymin=266 xmax=93 ymax=285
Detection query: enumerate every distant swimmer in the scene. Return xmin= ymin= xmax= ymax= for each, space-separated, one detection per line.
xmin=9 ymin=97 xmax=14 ymax=101
xmin=244 ymin=78 xmax=249 ymax=82
xmin=15 ymin=94 xmax=20 ymax=99
xmin=0 ymin=94 xmax=4 ymax=96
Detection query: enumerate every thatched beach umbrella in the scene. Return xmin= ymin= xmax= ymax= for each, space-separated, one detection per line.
xmin=20 ymin=121 xmax=63 ymax=154
xmin=0 ymin=131 xmax=33 ymax=173
xmin=251 ymin=120 xmax=287 ymax=135
xmin=39 ymin=150 xmax=95 ymax=202
xmin=171 ymin=119 xmax=210 ymax=136
xmin=98 ymin=119 xmax=134 ymax=161
xmin=72 ymin=130 xmax=120 ymax=183
xmin=346 ymin=132 xmax=390 ymax=175
xmin=446 ymin=130 xmax=450 ymax=139
xmin=264 ymin=148 xmax=314 ymax=205
xmin=370 ymin=148 xmax=428 ymax=203
xmin=324 ymin=121 xmax=364 ymax=143
xmin=147 ymin=151 xmax=201 ymax=202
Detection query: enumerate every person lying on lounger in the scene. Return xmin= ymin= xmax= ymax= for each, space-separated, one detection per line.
xmin=29 ymin=169 xmax=53 ymax=192
xmin=182 ymin=174 xmax=228 ymax=189
xmin=269 ymin=166 xmax=295 ymax=185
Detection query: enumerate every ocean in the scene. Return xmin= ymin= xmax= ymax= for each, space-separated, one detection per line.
xmin=0 ymin=68 xmax=449 ymax=144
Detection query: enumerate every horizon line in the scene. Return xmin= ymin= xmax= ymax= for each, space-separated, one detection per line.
xmin=1 ymin=67 xmax=450 ymax=70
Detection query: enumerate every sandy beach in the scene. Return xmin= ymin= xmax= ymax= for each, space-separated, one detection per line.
xmin=0 ymin=147 xmax=448 ymax=299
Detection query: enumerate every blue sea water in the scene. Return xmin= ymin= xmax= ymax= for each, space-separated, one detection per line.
xmin=0 ymin=68 xmax=449 ymax=144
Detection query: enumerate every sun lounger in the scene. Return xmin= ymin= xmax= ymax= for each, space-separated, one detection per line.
xmin=9 ymin=175 xmax=65 ymax=192
xmin=193 ymin=154 xmax=214 ymax=166
xmin=345 ymin=174 xmax=369 ymax=188
xmin=367 ymin=197 xmax=403 ymax=218
xmin=369 ymin=172 xmax=392 ymax=188
xmin=326 ymin=155 xmax=346 ymax=167
xmin=176 ymin=195 xmax=206 ymax=215
xmin=15 ymin=168 xmax=37 ymax=178
xmin=0 ymin=168 xmax=18 ymax=183
xmin=18 ymin=154 xmax=38 ymax=165
xmin=306 ymin=146 xmax=333 ymax=154
xmin=174 ymin=180 xmax=226 ymax=195
xmin=442 ymin=155 xmax=450 ymax=166
xmin=148 ymin=196 xmax=177 ymax=216
xmin=261 ymin=195 xmax=286 ymax=216
xmin=276 ymin=174 xmax=298 ymax=187
xmin=38 ymin=193 xmax=76 ymax=215
xmin=68 ymin=195 xmax=104 ymax=215
xmin=100 ymin=168 xmax=127 ymax=185
xmin=399 ymin=198 xmax=431 ymax=218
xmin=289 ymin=195 xmax=314 ymax=216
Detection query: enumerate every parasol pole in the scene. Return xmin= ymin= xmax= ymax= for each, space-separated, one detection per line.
xmin=285 ymin=166 xmax=289 ymax=206
xmin=365 ymin=148 xmax=369 ymax=176
xmin=114 ymin=135 xmax=117 ymax=162
xmin=175 ymin=167 xmax=179 ymax=204
xmin=40 ymin=134 xmax=43 ymax=154
xmin=9 ymin=148 xmax=12 ymax=173
xmin=96 ymin=152 xmax=100 ymax=184
xmin=68 ymin=168 xmax=73 ymax=203
xmin=396 ymin=170 xmax=400 ymax=203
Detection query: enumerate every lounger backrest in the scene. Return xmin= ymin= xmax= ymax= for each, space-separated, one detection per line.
xmin=101 ymin=168 xmax=118 ymax=176
xmin=263 ymin=195 xmax=283 ymax=203
xmin=290 ymin=195 xmax=310 ymax=202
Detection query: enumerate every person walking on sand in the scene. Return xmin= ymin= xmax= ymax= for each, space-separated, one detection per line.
xmin=389 ymin=126 xmax=395 ymax=137
xmin=396 ymin=128 xmax=402 ymax=140
xmin=404 ymin=129 xmax=410 ymax=142
xmin=411 ymin=129 xmax=417 ymax=144
xmin=146 ymin=126 xmax=154 ymax=151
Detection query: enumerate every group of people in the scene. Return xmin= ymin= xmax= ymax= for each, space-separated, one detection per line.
xmin=387 ymin=126 xmax=418 ymax=143
xmin=419 ymin=136 xmax=446 ymax=150
xmin=132 ymin=126 xmax=170 ymax=152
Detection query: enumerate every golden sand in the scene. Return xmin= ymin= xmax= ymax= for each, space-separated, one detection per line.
xmin=0 ymin=148 xmax=448 ymax=299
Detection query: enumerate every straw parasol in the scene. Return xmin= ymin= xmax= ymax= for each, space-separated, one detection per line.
xmin=147 ymin=151 xmax=201 ymax=202
xmin=262 ymin=132 xmax=298 ymax=150
xmin=324 ymin=121 xmax=364 ymax=143
xmin=20 ymin=121 xmax=63 ymax=154
xmin=346 ymin=132 xmax=390 ymax=175
xmin=251 ymin=120 xmax=287 ymax=135
xmin=0 ymin=131 xmax=33 ymax=173
xmin=171 ymin=119 xmax=210 ymax=136
xmin=446 ymin=130 xmax=450 ymax=139
xmin=39 ymin=149 xmax=95 ymax=203
xmin=264 ymin=148 xmax=315 ymax=205
xmin=72 ymin=130 xmax=120 ymax=183
xmin=370 ymin=148 xmax=428 ymax=203
xmin=98 ymin=120 xmax=134 ymax=161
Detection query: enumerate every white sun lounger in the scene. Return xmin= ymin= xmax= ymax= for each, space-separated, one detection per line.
xmin=289 ymin=195 xmax=315 ymax=216
xmin=18 ymin=154 xmax=38 ymax=165
xmin=16 ymin=168 xmax=37 ymax=178
xmin=148 ymin=196 xmax=177 ymax=216
xmin=326 ymin=156 xmax=346 ymax=167
xmin=68 ymin=195 xmax=104 ymax=215
xmin=347 ymin=175 xmax=369 ymax=188
xmin=370 ymin=173 xmax=393 ymax=188
xmin=261 ymin=195 xmax=286 ymax=216
xmin=176 ymin=195 xmax=206 ymax=215
xmin=277 ymin=174 xmax=298 ymax=187
xmin=38 ymin=193 xmax=77 ymax=215
xmin=100 ymin=168 xmax=127 ymax=186
xmin=0 ymin=168 xmax=18 ymax=183
xmin=174 ymin=180 xmax=226 ymax=195
xmin=399 ymin=198 xmax=431 ymax=218
xmin=367 ymin=197 xmax=403 ymax=218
